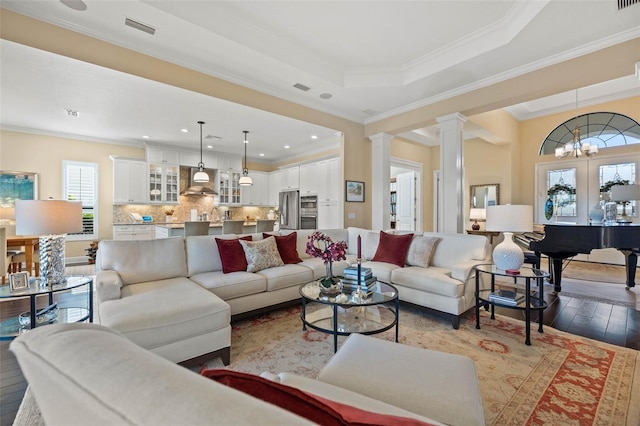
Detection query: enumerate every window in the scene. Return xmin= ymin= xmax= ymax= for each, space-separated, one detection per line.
xmin=600 ymin=162 xmax=637 ymax=217
xmin=63 ymin=161 xmax=98 ymax=241
xmin=546 ymin=168 xmax=576 ymax=217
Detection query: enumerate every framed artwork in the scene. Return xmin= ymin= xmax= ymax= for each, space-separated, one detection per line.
xmin=0 ymin=171 xmax=39 ymax=206
xmin=345 ymin=180 xmax=365 ymax=202
xmin=9 ymin=272 xmax=30 ymax=292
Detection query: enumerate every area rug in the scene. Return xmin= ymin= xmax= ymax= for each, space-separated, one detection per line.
xmin=200 ymin=306 xmax=640 ymax=426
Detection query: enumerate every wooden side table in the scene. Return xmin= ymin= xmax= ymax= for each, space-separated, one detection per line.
xmin=466 ymin=229 xmax=500 ymax=244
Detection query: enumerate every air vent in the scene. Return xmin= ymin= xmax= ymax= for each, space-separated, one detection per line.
xmin=618 ymin=0 xmax=639 ymax=9
xmin=125 ymin=18 xmax=156 ymax=35
xmin=204 ymin=135 xmax=221 ymax=140
xmin=293 ymin=83 xmax=311 ymax=92
xmin=362 ymin=109 xmax=378 ymax=116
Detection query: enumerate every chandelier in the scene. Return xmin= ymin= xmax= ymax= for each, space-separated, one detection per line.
xmin=238 ymin=130 xmax=253 ymax=186
xmin=554 ymin=128 xmax=598 ymax=159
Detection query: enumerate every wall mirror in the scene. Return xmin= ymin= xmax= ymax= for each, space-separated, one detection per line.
xmin=470 ymin=184 xmax=499 ymax=209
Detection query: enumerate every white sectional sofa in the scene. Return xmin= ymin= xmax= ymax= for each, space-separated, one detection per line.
xmin=95 ymin=227 xmax=491 ymax=366
xmin=10 ymin=323 xmax=486 ymax=425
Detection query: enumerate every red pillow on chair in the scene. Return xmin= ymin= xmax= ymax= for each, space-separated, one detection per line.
xmin=216 ymin=236 xmax=252 ymax=273
xmin=201 ymin=369 xmax=433 ymax=426
xmin=372 ymin=231 xmax=414 ymax=267
xmin=263 ymin=232 xmax=302 ymax=264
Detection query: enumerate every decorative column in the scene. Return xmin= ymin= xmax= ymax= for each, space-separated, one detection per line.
xmin=436 ymin=113 xmax=467 ymax=234
xmin=369 ymin=133 xmax=393 ymax=231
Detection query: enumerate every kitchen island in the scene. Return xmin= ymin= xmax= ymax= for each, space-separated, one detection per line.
xmin=154 ymin=222 xmax=259 ymax=238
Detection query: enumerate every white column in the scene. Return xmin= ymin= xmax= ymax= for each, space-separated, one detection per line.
xmin=436 ymin=113 xmax=467 ymax=234
xmin=369 ymin=133 xmax=393 ymax=231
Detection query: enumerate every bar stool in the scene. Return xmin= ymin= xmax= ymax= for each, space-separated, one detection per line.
xmin=222 ymin=220 xmax=244 ymax=235
xmin=256 ymin=219 xmax=276 ymax=233
xmin=184 ymin=221 xmax=210 ymax=236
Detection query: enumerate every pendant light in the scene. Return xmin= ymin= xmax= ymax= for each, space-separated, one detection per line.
xmin=193 ymin=121 xmax=209 ymax=183
xmin=238 ymin=130 xmax=253 ymax=186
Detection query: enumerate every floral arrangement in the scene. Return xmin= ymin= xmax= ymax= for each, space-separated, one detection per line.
xmin=547 ymin=183 xmax=576 ymax=196
xmin=306 ymin=231 xmax=347 ymax=264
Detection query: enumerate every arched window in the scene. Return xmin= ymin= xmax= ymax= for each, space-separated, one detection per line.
xmin=538 ymin=112 xmax=640 ymax=156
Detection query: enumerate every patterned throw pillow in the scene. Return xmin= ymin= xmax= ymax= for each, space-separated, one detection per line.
xmin=239 ymin=236 xmax=284 ymax=272
xmin=406 ymin=236 xmax=441 ymax=268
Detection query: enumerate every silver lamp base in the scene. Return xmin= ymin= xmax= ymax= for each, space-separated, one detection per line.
xmin=39 ymin=234 xmax=67 ymax=286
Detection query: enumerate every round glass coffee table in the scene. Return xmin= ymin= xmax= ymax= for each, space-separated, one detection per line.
xmin=299 ymin=280 xmax=399 ymax=352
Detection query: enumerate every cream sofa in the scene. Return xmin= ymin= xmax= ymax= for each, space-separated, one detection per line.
xmin=9 ymin=323 xmax=486 ymax=425
xmin=95 ymin=227 xmax=491 ymax=366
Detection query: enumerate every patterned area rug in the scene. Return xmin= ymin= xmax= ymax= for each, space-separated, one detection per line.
xmin=201 ymin=306 xmax=640 ymax=425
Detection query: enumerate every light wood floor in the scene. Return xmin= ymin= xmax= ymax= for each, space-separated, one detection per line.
xmin=1 ymin=263 xmax=638 ymax=426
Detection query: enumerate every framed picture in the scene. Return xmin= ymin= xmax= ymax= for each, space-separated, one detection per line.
xmin=0 ymin=171 xmax=39 ymax=207
xmin=9 ymin=272 xmax=30 ymax=292
xmin=345 ymin=180 xmax=365 ymax=202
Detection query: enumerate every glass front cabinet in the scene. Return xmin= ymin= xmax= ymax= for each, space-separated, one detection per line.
xmin=148 ymin=163 xmax=179 ymax=204
xmin=217 ymin=170 xmax=241 ymax=205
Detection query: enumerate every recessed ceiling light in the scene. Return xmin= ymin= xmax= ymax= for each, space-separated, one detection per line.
xmin=259 ymin=153 xmax=265 ymax=157
xmin=311 ymin=135 xmax=318 ymax=139
xmin=181 ymin=128 xmax=189 ymax=133
xmin=60 ymin=0 xmax=87 ymax=11
xmin=284 ymin=145 xmax=290 ymax=149
xmin=142 ymin=135 xmax=149 ymax=139
xmin=207 ymin=145 xmax=213 ymax=149
xmin=319 ymin=93 xmax=332 ymax=99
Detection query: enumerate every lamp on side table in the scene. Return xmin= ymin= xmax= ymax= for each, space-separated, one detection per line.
xmin=486 ymin=205 xmax=533 ymax=272
xmin=16 ymin=200 xmax=83 ymax=286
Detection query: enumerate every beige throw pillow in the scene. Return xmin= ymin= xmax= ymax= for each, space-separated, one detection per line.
xmin=364 ymin=232 xmax=380 ymax=260
xmin=406 ymin=236 xmax=441 ymax=267
xmin=239 ymin=236 xmax=284 ymax=272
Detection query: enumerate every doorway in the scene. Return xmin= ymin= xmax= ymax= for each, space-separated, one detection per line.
xmin=391 ymin=158 xmax=422 ymax=231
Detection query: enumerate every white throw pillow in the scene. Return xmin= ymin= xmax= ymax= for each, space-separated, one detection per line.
xmin=364 ymin=232 xmax=380 ymax=261
xmin=239 ymin=236 xmax=284 ymax=272
xmin=406 ymin=236 xmax=441 ymax=267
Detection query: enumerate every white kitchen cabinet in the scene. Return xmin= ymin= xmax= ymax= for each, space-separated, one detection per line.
xmin=281 ymin=166 xmax=299 ymax=190
xmin=240 ymin=171 xmax=270 ymax=206
xmin=148 ymin=163 xmax=179 ymax=204
xmin=180 ymin=151 xmax=218 ymax=169
xmin=316 ymin=158 xmax=340 ymax=202
xmin=318 ymin=201 xmax=342 ymax=229
xmin=112 ymin=158 xmax=147 ymax=204
xmin=146 ymin=147 xmax=180 ymax=164
xmin=268 ymin=170 xmax=283 ymax=206
xmin=299 ymin=162 xmax=319 ymax=195
xmin=112 ymin=225 xmax=155 ymax=240
xmin=217 ymin=155 xmax=242 ymax=172
xmin=217 ymin=170 xmax=241 ymax=205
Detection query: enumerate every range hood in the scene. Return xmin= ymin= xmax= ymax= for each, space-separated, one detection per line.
xmin=180 ymin=166 xmax=218 ymax=196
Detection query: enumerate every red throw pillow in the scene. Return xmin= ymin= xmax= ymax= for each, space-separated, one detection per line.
xmin=216 ymin=236 xmax=252 ymax=274
xmin=263 ymin=232 xmax=302 ymax=264
xmin=372 ymin=231 xmax=414 ymax=267
xmin=201 ymin=369 xmax=433 ymax=426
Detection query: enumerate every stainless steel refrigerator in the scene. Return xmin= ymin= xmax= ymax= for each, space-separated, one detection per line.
xmin=279 ymin=190 xmax=300 ymax=230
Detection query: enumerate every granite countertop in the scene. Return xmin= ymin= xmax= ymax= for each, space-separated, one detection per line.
xmin=154 ymin=221 xmax=257 ymax=229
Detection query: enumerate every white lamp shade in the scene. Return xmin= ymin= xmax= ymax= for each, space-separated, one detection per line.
xmin=193 ymin=170 xmax=209 ymax=183
xmin=611 ymin=184 xmax=640 ymax=202
xmin=238 ymin=175 xmax=253 ymax=186
xmin=15 ymin=200 xmax=83 ymax=235
xmin=469 ymin=208 xmax=486 ymax=220
xmin=485 ymin=205 xmax=533 ymax=233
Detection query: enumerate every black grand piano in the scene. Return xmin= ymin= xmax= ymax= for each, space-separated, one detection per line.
xmin=515 ymin=224 xmax=640 ymax=292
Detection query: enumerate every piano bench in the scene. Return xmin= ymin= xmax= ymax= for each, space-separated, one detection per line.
xmin=523 ymin=251 xmax=541 ymax=270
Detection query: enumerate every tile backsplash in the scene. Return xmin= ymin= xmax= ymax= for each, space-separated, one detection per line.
xmin=113 ymin=196 xmax=276 ymax=224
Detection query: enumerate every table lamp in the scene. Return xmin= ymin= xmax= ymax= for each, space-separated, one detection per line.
xmin=610 ymin=184 xmax=640 ymax=223
xmin=469 ymin=208 xmax=486 ymax=230
xmin=15 ymin=200 xmax=83 ymax=285
xmin=0 ymin=206 xmax=15 ymax=226
xmin=486 ymin=205 xmax=533 ymax=271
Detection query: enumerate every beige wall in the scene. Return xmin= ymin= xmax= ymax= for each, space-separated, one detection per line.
xmin=0 ymin=130 xmax=144 ymax=257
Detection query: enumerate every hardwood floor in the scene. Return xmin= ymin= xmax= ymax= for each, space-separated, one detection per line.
xmin=1 ymin=270 xmax=639 ymax=425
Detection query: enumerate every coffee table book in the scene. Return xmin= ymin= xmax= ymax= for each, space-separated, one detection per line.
xmin=489 ymin=289 xmax=525 ymax=306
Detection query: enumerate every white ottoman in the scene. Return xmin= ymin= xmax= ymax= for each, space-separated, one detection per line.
xmin=317 ymin=333 xmax=485 ymax=426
